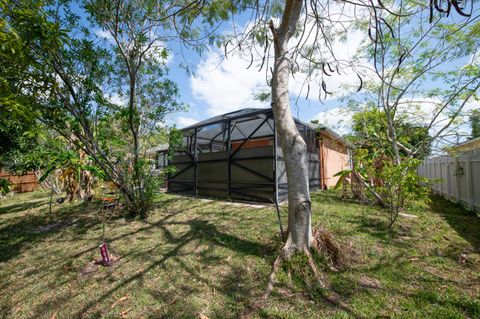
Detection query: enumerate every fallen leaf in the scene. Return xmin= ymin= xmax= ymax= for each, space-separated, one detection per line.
xmin=199 ymin=314 xmax=210 ymax=319
xmin=459 ymin=253 xmax=471 ymax=264
xmin=110 ymin=294 xmax=130 ymax=309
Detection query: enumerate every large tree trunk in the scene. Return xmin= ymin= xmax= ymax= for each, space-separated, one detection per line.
xmin=270 ymin=0 xmax=311 ymax=257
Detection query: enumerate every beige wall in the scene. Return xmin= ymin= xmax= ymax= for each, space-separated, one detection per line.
xmin=319 ymin=133 xmax=350 ymax=189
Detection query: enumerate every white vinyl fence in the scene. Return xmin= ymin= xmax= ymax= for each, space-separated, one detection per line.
xmin=417 ymin=149 xmax=480 ymax=212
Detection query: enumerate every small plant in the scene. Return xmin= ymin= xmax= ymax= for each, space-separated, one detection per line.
xmin=0 ymin=178 xmax=12 ymax=198
xmin=376 ymin=158 xmax=431 ymax=227
xmin=334 ymin=153 xmax=430 ymax=228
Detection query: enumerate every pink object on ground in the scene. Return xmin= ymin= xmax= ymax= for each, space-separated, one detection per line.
xmin=99 ymin=243 xmax=110 ymax=265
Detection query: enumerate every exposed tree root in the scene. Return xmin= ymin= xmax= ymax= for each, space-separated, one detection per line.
xmin=261 ymin=251 xmax=285 ymax=301
xmin=304 ymin=247 xmax=328 ymax=288
xmin=256 ymin=228 xmax=362 ymax=317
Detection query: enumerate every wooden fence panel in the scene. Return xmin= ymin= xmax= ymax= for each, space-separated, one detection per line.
xmin=0 ymin=171 xmax=39 ymax=193
xmin=418 ymin=149 xmax=480 ymax=212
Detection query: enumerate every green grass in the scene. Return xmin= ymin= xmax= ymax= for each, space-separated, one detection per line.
xmin=0 ymin=190 xmax=479 ymax=318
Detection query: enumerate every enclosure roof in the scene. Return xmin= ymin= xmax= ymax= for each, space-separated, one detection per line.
xmin=181 ymin=108 xmax=271 ymax=130
xmin=181 ymin=107 xmax=317 ymax=131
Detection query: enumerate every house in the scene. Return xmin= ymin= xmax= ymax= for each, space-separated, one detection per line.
xmin=146 ymin=144 xmax=169 ymax=173
xmin=167 ymin=108 xmax=351 ymax=203
xmin=448 ymin=136 xmax=480 ymax=155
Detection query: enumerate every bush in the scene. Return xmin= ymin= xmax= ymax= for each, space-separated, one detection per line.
xmin=376 ymin=158 xmax=431 ymax=227
xmin=0 ymin=178 xmax=12 ymax=198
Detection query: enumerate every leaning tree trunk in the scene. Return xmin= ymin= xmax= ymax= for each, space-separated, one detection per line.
xmin=270 ymin=0 xmax=311 ymax=257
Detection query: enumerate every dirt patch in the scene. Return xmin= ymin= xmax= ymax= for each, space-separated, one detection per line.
xmin=80 ymin=253 xmax=121 ymax=276
xmin=223 ymin=202 xmax=269 ymax=209
xmin=32 ymin=221 xmax=67 ymax=233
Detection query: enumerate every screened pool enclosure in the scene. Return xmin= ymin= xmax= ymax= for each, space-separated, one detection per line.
xmin=168 ymin=108 xmax=320 ymax=203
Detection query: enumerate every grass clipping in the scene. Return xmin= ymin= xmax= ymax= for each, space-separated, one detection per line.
xmin=312 ymin=227 xmax=348 ymax=271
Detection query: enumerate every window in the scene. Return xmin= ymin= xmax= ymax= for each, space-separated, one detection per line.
xmin=156 ymin=151 xmax=167 ymax=169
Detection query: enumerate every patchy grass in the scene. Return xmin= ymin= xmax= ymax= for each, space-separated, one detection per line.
xmin=0 ymin=190 xmax=479 ymax=318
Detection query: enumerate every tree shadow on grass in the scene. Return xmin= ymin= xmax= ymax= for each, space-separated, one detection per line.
xmin=73 ymin=209 xmax=275 ymax=318
xmin=0 ymin=199 xmax=48 ymax=215
xmin=341 ymin=254 xmax=479 ymax=318
xmin=1 ymin=194 xmax=272 ymax=318
xmin=0 ymin=200 xmax=102 ymax=263
xmin=0 ymin=195 xmax=192 ymax=265
xmin=428 ymin=194 xmax=480 ymax=251
xmin=17 ymin=200 xmax=210 ymax=281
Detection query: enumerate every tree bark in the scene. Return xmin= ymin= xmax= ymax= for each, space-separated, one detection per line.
xmin=128 ymin=75 xmax=146 ymax=216
xmin=383 ymin=105 xmax=402 ymax=165
xmin=270 ymin=0 xmax=312 ymax=257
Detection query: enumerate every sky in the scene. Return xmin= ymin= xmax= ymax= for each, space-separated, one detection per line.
xmin=84 ymin=2 xmax=478 ymax=147
xmin=166 ymin=46 xmax=345 ymax=129
xmin=159 ymin=8 xmax=368 ymax=133
xmin=159 ymin=9 xmax=478 ymax=148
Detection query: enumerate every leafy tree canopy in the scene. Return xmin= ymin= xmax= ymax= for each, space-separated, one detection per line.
xmin=348 ymin=108 xmax=432 ymax=160
xmin=470 ymin=108 xmax=480 ymax=139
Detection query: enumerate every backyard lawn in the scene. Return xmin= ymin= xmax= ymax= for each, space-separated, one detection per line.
xmin=0 ymin=190 xmax=479 ymax=318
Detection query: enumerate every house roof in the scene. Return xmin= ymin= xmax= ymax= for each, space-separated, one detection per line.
xmin=146 ymin=144 xmax=169 ymax=154
xmin=181 ymin=107 xmax=318 ymax=131
xmin=448 ymin=136 xmax=480 ymax=153
xmin=310 ymin=124 xmax=349 ymax=147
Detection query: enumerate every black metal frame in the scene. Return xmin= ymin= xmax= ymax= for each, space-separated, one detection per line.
xmin=168 ymin=108 xmax=320 ymax=203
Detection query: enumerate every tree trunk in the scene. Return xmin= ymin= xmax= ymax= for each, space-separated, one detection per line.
xmin=270 ymin=0 xmax=311 ymax=257
xmin=383 ymin=106 xmax=401 ymax=165
xmin=128 ymin=73 xmax=147 ymax=216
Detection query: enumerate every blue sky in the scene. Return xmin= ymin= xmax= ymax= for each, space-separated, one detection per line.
xmin=164 ymin=24 xmax=344 ymax=129
xmin=82 ymin=2 xmax=478 ymax=146
xmin=162 ymin=10 xmax=478 ymax=144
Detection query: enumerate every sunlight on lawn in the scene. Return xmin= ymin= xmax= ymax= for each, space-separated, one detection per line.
xmin=0 ymin=190 xmax=479 ymax=318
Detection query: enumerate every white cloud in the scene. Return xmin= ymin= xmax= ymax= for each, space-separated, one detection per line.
xmin=176 ymin=116 xmax=198 ymax=128
xmin=190 ymin=3 xmax=371 ymax=116
xmin=313 ymin=97 xmax=476 ymax=149
xmin=397 ymin=97 xmax=477 ymax=149
xmin=288 ymin=28 xmax=369 ymax=100
xmin=313 ymin=107 xmax=355 ymax=135
xmin=94 ymin=29 xmax=113 ymax=41
xmin=107 ymin=92 xmax=126 ymax=105
xmin=190 ymin=50 xmax=269 ymax=116
xmin=468 ymin=48 xmax=479 ymax=65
